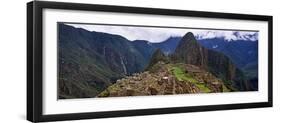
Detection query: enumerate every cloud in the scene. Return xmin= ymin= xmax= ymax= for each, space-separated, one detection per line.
xmin=66 ymin=23 xmax=258 ymax=42
xmin=194 ymin=31 xmax=258 ymax=41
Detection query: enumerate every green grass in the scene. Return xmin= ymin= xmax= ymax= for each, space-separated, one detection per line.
xmin=172 ymin=66 xmax=211 ymax=93
xmin=172 ymin=66 xmax=197 ymax=83
xmin=196 ymin=83 xmax=212 ymax=92
xmin=222 ymin=84 xmax=231 ymax=92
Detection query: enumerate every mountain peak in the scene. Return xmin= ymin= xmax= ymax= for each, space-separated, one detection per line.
xmin=184 ymin=32 xmax=195 ymax=37
xmin=175 ymin=32 xmax=200 ymax=55
xmin=182 ymin=32 xmax=196 ymax=41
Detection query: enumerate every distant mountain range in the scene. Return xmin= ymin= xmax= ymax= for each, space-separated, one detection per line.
xmin=58 ymin=24 xmax=258 ymax=99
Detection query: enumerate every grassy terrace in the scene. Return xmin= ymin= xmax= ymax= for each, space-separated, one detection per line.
xmin=171 ymin=65 xmax=211 ymax=93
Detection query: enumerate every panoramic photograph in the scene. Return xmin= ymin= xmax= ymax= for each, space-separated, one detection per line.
xmin=58 ymin=23 xmax=258 ymax=99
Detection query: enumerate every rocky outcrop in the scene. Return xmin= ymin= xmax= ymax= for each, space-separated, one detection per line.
xmin=98 ymin=62 xmax=229 ymax=97
xmin=145 ymin=49 xmax=168 ymax=71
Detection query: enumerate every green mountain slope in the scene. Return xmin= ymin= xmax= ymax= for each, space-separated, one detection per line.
xmin=58 ymin=24 xmax=150 ymax=98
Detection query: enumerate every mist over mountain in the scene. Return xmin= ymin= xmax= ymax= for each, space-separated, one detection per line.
xmin=67 ymin=23 xmax=258 ymax=43
xmin=194 ymin=31 xmax=258 ymax=41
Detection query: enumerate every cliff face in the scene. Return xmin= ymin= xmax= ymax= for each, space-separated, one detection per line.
xmin=174 ymin=32 xmax=247 ymax=91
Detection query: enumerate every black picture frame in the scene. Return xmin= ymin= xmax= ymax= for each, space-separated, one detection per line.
xmin=27 ymin=1 xmax=273 ymax=122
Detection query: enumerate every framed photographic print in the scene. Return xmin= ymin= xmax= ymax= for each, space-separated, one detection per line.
xmin=27 ymin=1 xmax=273 ymax=122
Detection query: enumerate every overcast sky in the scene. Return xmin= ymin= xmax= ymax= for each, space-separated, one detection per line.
xmin=66 ymin=23 xmax=258 ymax=43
